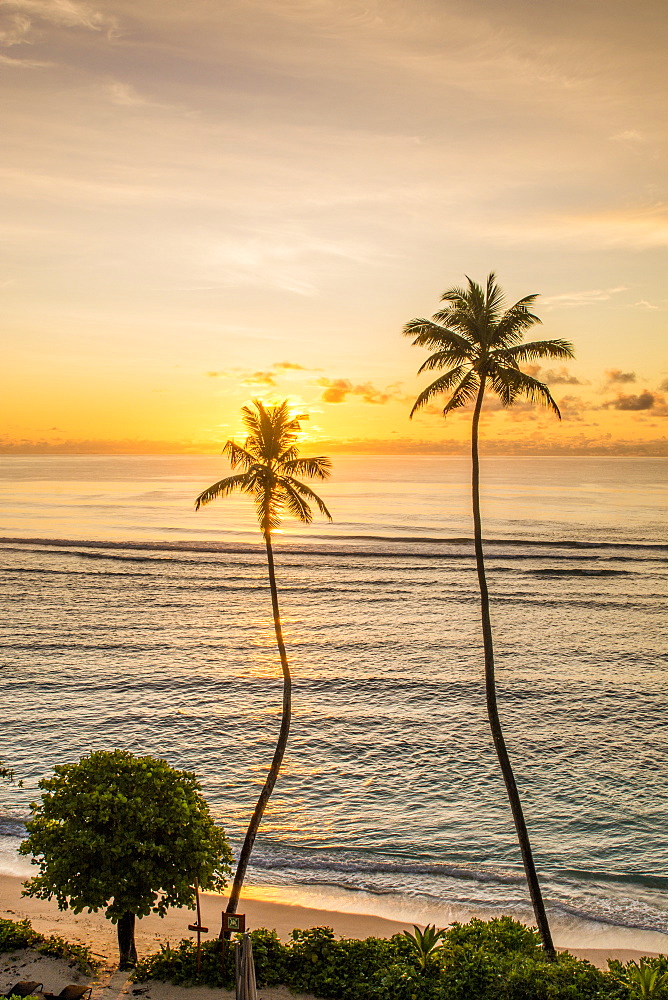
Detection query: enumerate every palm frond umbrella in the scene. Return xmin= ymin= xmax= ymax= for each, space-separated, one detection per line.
xmin=235 ymin=932 xmax=257 ymax=1000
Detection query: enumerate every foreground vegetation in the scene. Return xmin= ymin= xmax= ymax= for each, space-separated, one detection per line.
xmin=19 ymin=750 xmax=231 ymax=968
xmin=133 ymin=916 xmax=668 ymax=999
xmin=0 ymin=917 xmax=97 ymax=973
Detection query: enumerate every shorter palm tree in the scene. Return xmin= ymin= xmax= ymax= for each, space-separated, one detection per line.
xmin=195 ymin=399 xmax=332 ymax=917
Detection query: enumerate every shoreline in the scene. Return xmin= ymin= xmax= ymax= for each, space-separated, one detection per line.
xmin=0 ymin=873 xmax=663 ymax=972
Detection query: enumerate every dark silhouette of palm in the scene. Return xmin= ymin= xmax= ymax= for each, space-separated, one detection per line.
xmin=195 ymin=399 xmax=332 ymax=916
xmin=405 ymin=273 xmax=574 ymax=960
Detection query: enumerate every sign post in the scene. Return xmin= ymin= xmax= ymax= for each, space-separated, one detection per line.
xmin=187 ymin=880 xmax=209 ymax=974
xmin=220 ymin=912 xmax=246 ymax=973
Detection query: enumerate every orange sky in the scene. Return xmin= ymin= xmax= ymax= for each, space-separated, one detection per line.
xmin=1 ymin=0 xmax=666 ymax=455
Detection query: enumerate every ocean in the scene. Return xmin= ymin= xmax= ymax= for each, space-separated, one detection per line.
xmin=0 ymin=454 xmax=666 ymax=952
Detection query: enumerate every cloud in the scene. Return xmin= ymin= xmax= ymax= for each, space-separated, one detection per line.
xmin=659 ymin=379 xmax=668 ymax=392
xmin=555 ymin=394 xmax=586 ymax=422
xmin=1 ymin=0 xmax=113 ymax=32
xmin=604 ymin=391 xmax=656 ymax=411
xmin=605 ymin=368 xmax=636 ymax=384
xmin=610 ymin=130 xmax=647 ymax=143
xmin=541 ymin=286 xmax=627 ymax=308
xmin=352 ymin=382 xmax=392 ymax=405
xmin=633 ymin=300 xmax=659 ymax=310
xmin=523 ymin=364 xmax=583 ymax=385
xmin=272 ymin=361 xmax=309 ymax=371
xmin=103 ymin=80 xmax=185 ymax=111
xmin=205 ymin=362 xmax=311 ymax=381
xmin=104 ymin=81 xmax=152 ymax=108
xmin=303 ymin=435 xmax=668 ymax=457
xmin=242 ymin=371 xmax=277 ymax=387
xmin=318 ymin=377 xmax=353 ymax=403
xmin=317 ymin=377 xmax=398 ymax=404
xmin=0 ymin=51 xmax=55 ymax=65
xmin=0 ymin=12 xmax=31 ymax=45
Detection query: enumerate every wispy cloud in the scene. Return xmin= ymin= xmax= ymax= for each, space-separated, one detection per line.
xmin=0 ymin=11 xmax=31 ymax=45
xmin=273 ymin=361 xmax=309 ymax=371
xmin=541 ymin=286 xmax=627 ymax=308
xmin=0 ymin=51 xmax=55 ymax=65
xmin=610 ymin=130 xmax=647 ymax=143
xmin=1 ymin=0 xmax=114 ymax=33
xmin=241 ymin=371 xmax=277 ymax=387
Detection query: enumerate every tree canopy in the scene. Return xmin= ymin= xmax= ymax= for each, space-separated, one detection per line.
xmin=404 ymin=272 xmax=574 ymax=417
xmin=20 ymin=750 xmax=232 ymax=922
xmin=195 ymin=399 xmax=332 ymax=535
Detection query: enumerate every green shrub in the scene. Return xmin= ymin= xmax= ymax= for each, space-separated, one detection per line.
xmin=131 ymin=916 xmax=663 ymax=1000
xmin=442 ymin=916 xmax=542 ymax=956
xmin=133 ymin=929 xmax=289 ymax=990
xmin=286 ymin=927 xmax=412 ymax=999
xmin=609 ymin=956 xmax=668 ymax=998
xmin=0 ymin=917 xmax=96 ymax=974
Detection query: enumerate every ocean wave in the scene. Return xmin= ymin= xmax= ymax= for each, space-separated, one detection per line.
xmin=1 ymin=536 xmax=666 ymax=558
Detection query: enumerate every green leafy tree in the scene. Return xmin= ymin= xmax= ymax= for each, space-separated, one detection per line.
xmin=20 ymin=750 xmax=232 ymax=969
xmin=195 ymin=399 xmax=332 ymax=918
xmin=404 ymin=273 xmax=574 ymax=960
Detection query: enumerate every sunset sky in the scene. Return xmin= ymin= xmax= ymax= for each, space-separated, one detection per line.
xmin=1 ymin=0 xmax=666 ymax=455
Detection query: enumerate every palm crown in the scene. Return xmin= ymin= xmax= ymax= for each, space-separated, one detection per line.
xmin=195 ymin=399 xmax=332 ymax=536
xmin=404 ymin=273 xmax=574 ymax=417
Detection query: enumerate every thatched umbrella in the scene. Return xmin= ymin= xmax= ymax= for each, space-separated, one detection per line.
xmin=235 ymin=932 xmax=257 ymax=1000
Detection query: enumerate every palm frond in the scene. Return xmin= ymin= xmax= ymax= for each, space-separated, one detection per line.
xmin=277 ymin=482 xmax=313 ymax=524
xmin=492 ymin=299 xmax=542 ymax=347
xmin=281 ymin=456 xmax=333 ymax=480
xmin=224 ymin=440 xmax=257 ymax=470
xmin=278 ymin=445 xmax=299 ymax=465
xmin=194 ymin=474 xmax=250 ymax=510
xmin=417 ymin=348 xmax=474 ymax=374
xmin=490 ymin=367 xmax=561 ymax=416
xmin=494 ymin=339 xmax=575 ymax=364
xmin=287 ymin=478 xmax=334 ymax=521
xmin=409 ymin=365 xmax=471 ymax=417
xmin=403 ymin=318 xmax=473 ymax=354
xmin=442 ymin=369 xmax=480 ymax=414
xmin=432 ymin=305 xmax=483 ymax=344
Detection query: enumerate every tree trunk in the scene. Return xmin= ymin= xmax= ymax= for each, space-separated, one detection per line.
xmin=471 ymin=377 xmax=556 ymax=960
xmin=117 ymin=911 xmax=137 ymax=969
xmin=225 ymin=533 xmax=292 ymax=918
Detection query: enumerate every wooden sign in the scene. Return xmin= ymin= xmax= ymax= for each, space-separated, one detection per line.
xmin=188 ymin=923 xmax=209 ymax=933
xmin=222 ymin=912 xmax=246 ymax=934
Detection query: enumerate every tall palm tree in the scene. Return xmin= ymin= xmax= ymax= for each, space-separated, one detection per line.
xmin=404 ymin=273 xmax=574 ymax=960
xmin=195 ymin=399 xmax=332 ymax=916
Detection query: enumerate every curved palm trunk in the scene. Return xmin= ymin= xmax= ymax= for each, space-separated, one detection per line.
xmin=471 ymin=378 xmax=556 ymax=960
xmin=225 ymin=533 xmax=292 ymax=916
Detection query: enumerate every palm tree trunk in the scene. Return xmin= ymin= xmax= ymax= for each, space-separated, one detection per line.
xmin=471 ymin=377 xmax=556 ymax=960
xmin=225 ymin=533 xmax=292 ymax=916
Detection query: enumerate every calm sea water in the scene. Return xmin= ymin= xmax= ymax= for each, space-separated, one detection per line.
xmin=0 ymin=455 xmax=666 ymax=950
